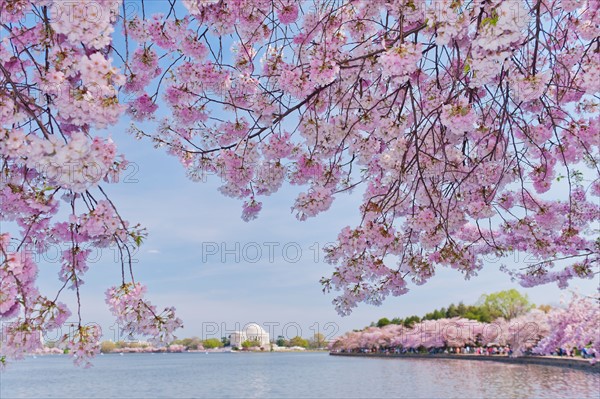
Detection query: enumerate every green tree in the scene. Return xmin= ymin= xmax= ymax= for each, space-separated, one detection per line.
xmin=376 ymin=317 xmax=391 ymax=328
xmin=424 ymin=308 xmax=444 ymax=320
xmin=479 ymin=289 xmax=534 ymax=320
xmin=203 ymin=338 xmax=224 ymax=349
xmin=446 ymin=303 xmax=459 ymax=318
xmin=221 ymin=336 xmax=230 ymax=347
xmin=432 ymin=309 xmax=444 ymax=320
xmin=462 ymin=305 xmax=493 ymax=323
xmin=403 ymin=315 xmax=420 ymax=327
xmin=308 ymin=333 xmax=326 ymax=349
xmin=100 ymin=341 xmax=116 ymax=353
xmin=289 ymin=336 xmax=309 ymax=348
xmin=275 ymin=335 xmax=288 ymax=347
xmin=241 ymin=339 xmax=261 ymax=349
xmin=368 ymin=291 xmax=534 ymax=327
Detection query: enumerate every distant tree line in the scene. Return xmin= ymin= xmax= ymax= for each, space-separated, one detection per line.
xmin=170 ymin=337 xmax=225 ymax=350
xmin=274 ymin=333 xmax=326 ymax=349
xmin=100 ymin=340 xmax=152 ymax=353
xmin=372 ymin=289 xmax=538 ymax=328
xmin=140 ymin=333 xmax=329 ymax=351
xmin=100 ymin=337 xmax=226 ymax=353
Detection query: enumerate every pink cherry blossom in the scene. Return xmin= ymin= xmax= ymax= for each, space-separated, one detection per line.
xmin=1 ymin=0 xmax=599 ymax=367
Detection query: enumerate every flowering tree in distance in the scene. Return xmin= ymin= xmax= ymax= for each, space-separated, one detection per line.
xmin=535 ymin=293 xmax=600 ymax=358
xmin=0 ymin=0 xmax=598 ymax=365
xmin=330 ymin=293 xmax=599 ymax=359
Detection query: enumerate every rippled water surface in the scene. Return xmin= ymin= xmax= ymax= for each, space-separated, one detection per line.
xmin=1 ymin=352 xmax=598 ymax=398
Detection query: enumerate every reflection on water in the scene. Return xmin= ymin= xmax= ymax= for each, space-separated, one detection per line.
xmin=1 ymin=353 xmax=598 ymax=399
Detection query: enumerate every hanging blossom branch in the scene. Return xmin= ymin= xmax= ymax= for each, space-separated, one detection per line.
xmin=122 ymin=0 xmax=598 ymax=313
xmin=0 ymin=0 xmax=182 ymax=368
xmin=0 ymin=0 xmax=598 ymax=365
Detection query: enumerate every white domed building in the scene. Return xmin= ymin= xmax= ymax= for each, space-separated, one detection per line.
xmin=230 ymin=323 xmax=270 ymax=348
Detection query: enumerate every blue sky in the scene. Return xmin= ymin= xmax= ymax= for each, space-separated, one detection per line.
xmin=31 ymin=119 xmax=599 ymax=343
xmin=13 ymin=1 xmax=600 ymax=344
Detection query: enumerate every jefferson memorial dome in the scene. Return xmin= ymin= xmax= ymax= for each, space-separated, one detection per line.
xmin=230 ymin=323 xmax=270 ymax=348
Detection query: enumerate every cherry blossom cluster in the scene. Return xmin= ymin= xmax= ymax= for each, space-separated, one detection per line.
xmin=378 ymin=43 xmax=422 ymax=83
xmin=1 ymin=129 xmax=123 ymax=192
xmin=1 ymin=0 xmax=182 ymax=367
xmin=62 ymin=324 xmax=102 ymax=368
xmin=1 ymin=234 xmax=72 ymax=365
xmin=331 ymin=297 xmax=598 ymax=360
xmin=1 ymin=0 xmax=598 ymax=367
xmin=178 ymin=0 xmax=600 ymax=314
xmin=331 ymin=318 xmax=501 ymax=352
xmin=50 ymin=0 xmax=119 ymax=49
xmin=42 ymin=51 xmax=126 ymax=129
xmin=119 ymin=0 xmax=600 ymax=316
xmin=105 ymin=283 xmax=184 ymax=345
xmin=534 ymin=293 xmax=600 ymax=362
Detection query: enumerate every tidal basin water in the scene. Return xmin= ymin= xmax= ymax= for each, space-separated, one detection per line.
xmin=1 ymin=352 xmax=598 ymax=398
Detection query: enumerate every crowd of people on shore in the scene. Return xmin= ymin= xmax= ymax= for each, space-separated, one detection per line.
xmin=336 ymin=345 xmax=514 ymax=356
xmin=333 ymin=344 xmax=596 ymax=360
xmin=554 ymin=347 xmax=596 ymax=359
